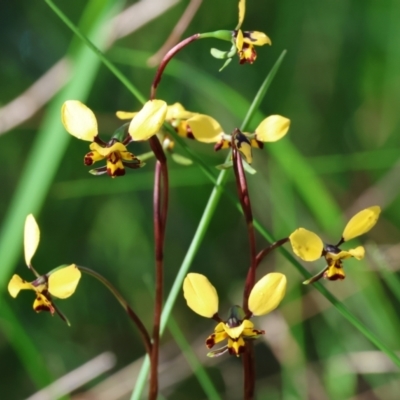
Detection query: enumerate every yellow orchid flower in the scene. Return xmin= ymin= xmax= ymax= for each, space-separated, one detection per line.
xmin=183 ymin=272 xmax=286 ymax=357
xmin=210 ymin=0 xmax=271 ymax=69
xmin=8 ymin=214 xmax=81 ymax=324
xmin=62 ymin=100 xmax=167 ymax=177
xmin=184 ymin=114 xmax=290 ymax=164
xmin=289 ymin=206 xmax=381 ymax=284
xmin=116 ymin=102 xmax=196 ymax=165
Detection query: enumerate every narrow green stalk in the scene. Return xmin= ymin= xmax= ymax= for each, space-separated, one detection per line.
xmin=78 ymin=266 xmax=152 ymax=356
xmin=168 ymin=315 xmax=223 ymax=400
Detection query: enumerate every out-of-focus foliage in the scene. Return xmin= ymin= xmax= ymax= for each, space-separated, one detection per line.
xmin=1 ymin=0 xmax=400 ymax=399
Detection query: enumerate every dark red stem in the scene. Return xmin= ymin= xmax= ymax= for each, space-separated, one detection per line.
xmin=242 ymin=341 xmax=255 ymax=400
xmin=231 ymin=135 xmax=257 ymax=314
xmin=148 ymin=136 xmax=168 ymax=400
xmin=255 ymin=237 xmax=289 ymax=267
xmin=150 ymin=34 xmax=200 ymax=100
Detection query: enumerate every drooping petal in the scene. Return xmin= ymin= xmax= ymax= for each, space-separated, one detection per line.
xmin=48 ymin=265 xmax=81 ymax=299
xmin=342 ymin=206 xmax=381 ymax=242
xmin=236 ymin=0 xmax=245 ymax=29
xmin=185 ymin=114 xmax=224 ymax=143
xmin=303 ymin=266 xmax=329 ymax=285
xmin=116 ymin=111 xmax=137 ymax=120
xmin=289 ymin=228 xmax=324 ymax=261
xmin=24 ymin=214 xmax=40 ymax=267
xmin=61 ymin=100 xmax=98 ymax=141
xmin=183 ymin=273 xmax=219 ymax=318
xmin=243 ymin=31 xmax=272 ymax=46
xmin=248 ymin=273 xmax=287 ymax=316
xmin=8 ymin=275 xmax=35 ymax=298
xmin=255 ymin=115 xmax=290 ymax=142
xmin=128 ymin=100 xmax=167 ymax=141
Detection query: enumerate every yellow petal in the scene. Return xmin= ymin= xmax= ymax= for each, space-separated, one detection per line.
xmin=342 ymin=206 xmax=381 ymax=242
xmin=248 ymin=273 xmax=287 ymax=316
xmin=243 ymin=31 xmax=271 ymax=46
xmin=234 ymin=132 xmax=253 ymax=164
xmin=166 ymin=103 xmax=195 ymax=120
xmin=24 ymin=214 xmax=40 ymax=267
xmin=224 ymin=323 xmax=245 ymax=339
xmin=255 ymin=115 xmax=290 ymax=142
xmin=116 ymin=111 xmax=137 ymax=120
xmin=61 ymin=100 xmax=98 ymax=141
xmin=236 ymin=0 xmax=246 ymax=29
xmin=183 ymin=273 xmax=219 ymax=318
xmin=89 ymin=141 xmax=128 ymax=158
xmin=186 ymin=114 xmax=223 ymax=143
xmin=128 ymin=100 xmax=167 ymax=141
xmin=33 ymin=293 xmax=54 ymax=313
xmin=329 ymin=246 xmax=365 ymax=261
xmin=236 ymin=29 xmax=244 ymax=51
xmin=324 ymin=265 xmax=346 ymax=281
xmin=48 ymin=265 xmax=81 ymax=299
xmin=8 ymin=274 xmax=35 ymax=298
xmin=289 ymin=228 xmax=324 ymax=261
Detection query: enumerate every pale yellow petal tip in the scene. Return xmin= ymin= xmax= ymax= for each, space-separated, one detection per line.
xmin=24 ymin=214 xmax=40 ymax=267
xmin=61 ymin=100 xmax=98 ymax=141
xmin=342 ymin=206 xmax=381 ymax=242
xmin=255 ymin=115 xmax=290 ymax=143
xmin=48 ymin=264 xmax=81 ymax=299
xmin=302 ymin=279 xmax=311 ymax=285
xmin=128 ymin=100 xmax=167 ymax=141
xmin=248 ymin=272 xmax=287 ymax=316
xmin=183 ymin=273 xmax=218 ymax=318
xmin=289 ymin=228 xmax=324 ymax=262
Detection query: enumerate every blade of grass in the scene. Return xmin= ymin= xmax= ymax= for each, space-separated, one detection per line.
xmin=0 ymin=0 xmax=124 ymax=387
xmin=168 ymin=315 xmax=223 ymax=400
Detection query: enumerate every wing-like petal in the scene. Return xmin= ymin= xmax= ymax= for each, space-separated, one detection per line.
xmin=289 ymin=228 xmax=324 ymax=261
xmin=61 ymin=100 xmax=98 ymax=141
xmin=342 ymin=206 xmax=381 ymax=242
xmin=255 ymin=115 xmax=290 ymax=142
xmin=48 ymin=265 xmax=81 ymax=299
xmin=183 ymin=273 xmax=219 ymax=318
xmin=248 ymin=273 xmax=287 ymax=316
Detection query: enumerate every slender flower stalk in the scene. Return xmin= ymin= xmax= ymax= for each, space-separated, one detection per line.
xmin=231 ymin=130 xmax=257 ymax=400
xmin=148 ymin=136 xmax=169 ymax=400
xmin=78 ymin=266 xmax=152 ymax=357
xmin=231 ymin=130 xmax=257 ymax=312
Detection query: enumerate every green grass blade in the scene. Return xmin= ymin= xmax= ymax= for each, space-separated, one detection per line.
xmin=168 ymin=315 xmax=222 ymax=400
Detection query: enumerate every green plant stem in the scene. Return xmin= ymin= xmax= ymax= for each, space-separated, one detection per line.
xmin=78 ymin=266 xmax=152 ymax=356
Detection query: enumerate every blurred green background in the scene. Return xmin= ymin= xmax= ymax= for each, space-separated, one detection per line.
xmin=1 ymin=0 xmax=400 ymax=399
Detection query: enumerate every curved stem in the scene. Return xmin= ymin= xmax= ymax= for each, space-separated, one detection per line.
xmin=148 ymin=136 xmax=169 ymax=400
xmin=77 ymin=266 xmax=152 ymax=356
xmin=255 ymin=237 xmax=289 ymax=267
xmin=150 ymin=34 xmax=200 ymax=100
